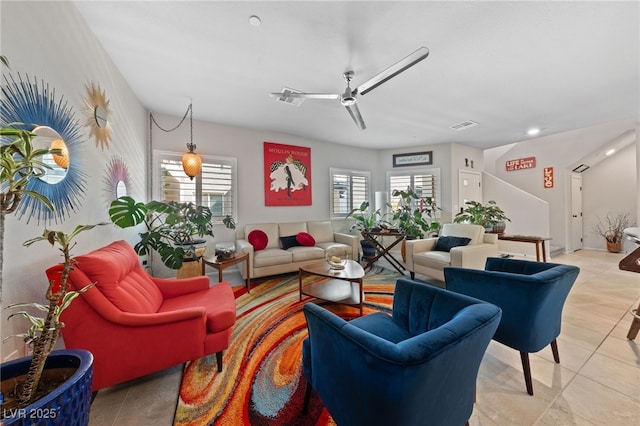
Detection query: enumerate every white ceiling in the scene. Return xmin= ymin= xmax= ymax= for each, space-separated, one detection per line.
xmin=73 ymin=1 xmax=639 ymax=151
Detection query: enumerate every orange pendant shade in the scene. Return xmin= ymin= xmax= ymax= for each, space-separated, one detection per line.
xmin=182 ymin=151 xmax=202 ymax=180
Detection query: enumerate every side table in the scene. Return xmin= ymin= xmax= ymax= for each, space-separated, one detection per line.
xmin=361 ymin=230 xmax=406 ymax=274
xmin=202 ymin=251 xmax=251 ymax=292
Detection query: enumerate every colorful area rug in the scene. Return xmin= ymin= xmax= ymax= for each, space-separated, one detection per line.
xmin=174 ymin=266 xmax=400 ymax=425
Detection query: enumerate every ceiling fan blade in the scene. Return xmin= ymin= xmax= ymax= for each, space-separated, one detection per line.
xmin=269 ymin=92 xmax=340 ymax=100
xmin=345 ymin=103 xmax=366 ymax=130
xmin=355 ymin=46 xmax=429 ymax=96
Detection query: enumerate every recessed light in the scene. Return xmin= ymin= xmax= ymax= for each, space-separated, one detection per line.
xmin=527 ymin=128 xmax=541 ymax=136
xmin=605 ymin=149 xmax=615 ymax=156
xmin=249 ymin=15 xmax=261 ymax=26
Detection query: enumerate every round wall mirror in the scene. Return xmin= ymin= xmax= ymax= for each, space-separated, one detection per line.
xmin=94 ymin=105 xmax=108 ymax=128
xmin=115 ymin=180 xmax=127 ymax=198
xmin=32 ymin=126 xmax=69 ymax=185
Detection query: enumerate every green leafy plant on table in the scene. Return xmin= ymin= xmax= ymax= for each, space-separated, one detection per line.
xmin=391 ymin=188 xmax=441 ymax=239
xmin=109 ymin=196 xmax=236 ymax=271
xmin=454 ymin=200 xmax=510 ymax=232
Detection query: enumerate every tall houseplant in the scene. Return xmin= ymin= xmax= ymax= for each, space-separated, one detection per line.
xmin=2 ymin=223 xmax=105 ymax=417
xmin=346 ymin=201 xmax=387 ymax=259
xmin=0 ymin=126 xmax=59 ymax=300
xmin=391 ymin=188 xmax=441 ymax=239
xmin=109 ymin=196 xmax=235 ymax=272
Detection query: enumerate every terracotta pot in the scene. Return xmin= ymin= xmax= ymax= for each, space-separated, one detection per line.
xmin=606 ymin=241 xmax=622 ymax=253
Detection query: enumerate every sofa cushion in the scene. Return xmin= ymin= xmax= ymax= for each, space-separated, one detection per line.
xmin=248 ymin=229 xmax=269 ymax=251
xmin=289 ymin=246 xmax=325 ymax=262
xmin=74 ymin=240 xmax=163 ymax=314
xmin=414 ymin=251 xmax=451 ymax=270
xmin=434 ymin=236 xmax=471 ymax=252
xmin=279 ymin=222 xmax=308 ymax=237
xmin=245 ymin=223 xmax=280 ymax=249
xmin=307 ymin=221 xmax=334 ymax=243
xmin=253 ymin=248 xmax=293 ymax=268
xmin=279 ymin=235 xmax=300 ymax=250
xmin=296 ymin=231 xmax=316 ymax=247
xmin=158 ymin=282 xmax=236 ymax=333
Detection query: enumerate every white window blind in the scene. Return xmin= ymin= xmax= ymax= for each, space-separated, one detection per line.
xmin=154 ymin=150 xmax=237 ymax=221
xmin=388 ymin=169 xmax=440 ymax=213
xmin=330 ymin=168 xmax=370 ymax=217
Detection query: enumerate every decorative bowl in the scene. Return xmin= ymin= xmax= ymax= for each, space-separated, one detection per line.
xmin=327 ymin=257 xmax=347 ymax=270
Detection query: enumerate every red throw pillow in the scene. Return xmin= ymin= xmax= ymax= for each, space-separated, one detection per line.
xmin=248 ymin=229 xmax=268 ymax=251
xmin=296 ymin=231 xmax=316 ymax=247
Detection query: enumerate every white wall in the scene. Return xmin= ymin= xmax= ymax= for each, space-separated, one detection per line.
xmin=582 ymin=143 xmax=637 ymax=252
xmin=1 ymin=1 xmax=147 ymax=360
xmin=486 ymin=119 xmax=638 ymax=253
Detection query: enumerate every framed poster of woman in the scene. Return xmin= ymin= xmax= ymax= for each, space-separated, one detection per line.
xmin=263 ymin=142 xmax=311 ymax=206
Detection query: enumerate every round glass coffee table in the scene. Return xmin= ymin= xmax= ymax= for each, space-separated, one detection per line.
xmin=298 ymin=259 xmax=365 ymax=315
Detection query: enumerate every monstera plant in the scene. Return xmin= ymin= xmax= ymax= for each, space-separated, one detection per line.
xmin=109 ymin=196 xmax=235 ymax=272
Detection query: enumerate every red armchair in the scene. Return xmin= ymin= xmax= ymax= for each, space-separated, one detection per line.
xmin=52 ymin=240 xmax=236 ymax=391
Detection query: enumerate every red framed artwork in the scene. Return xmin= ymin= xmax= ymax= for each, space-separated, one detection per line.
xmin=264 ymin=142 xmax=312 ymax=206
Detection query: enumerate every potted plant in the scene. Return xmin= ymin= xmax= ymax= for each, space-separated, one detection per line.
xmin=346 ymin=201 xmax=387 ymax=260
xmin=454 ymin=200 xmax=510 ymax=233
xmin=391 ymin=188 xmax=441 ymax=261
xmin=108 ymin=196 xmax=235 ymax=275
xmin=2 ymin=223 xmax=106 ymax=424
xmin=594 ymin=212 xmax=633 ymax=253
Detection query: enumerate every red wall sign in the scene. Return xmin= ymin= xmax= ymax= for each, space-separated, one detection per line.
xmin=544 ymin=167 xmax=554 ymax=188
xmin=505 ymin=156 xmax=536 ymax=171
xmin=263 ymin=142 xmax=312 ymax=206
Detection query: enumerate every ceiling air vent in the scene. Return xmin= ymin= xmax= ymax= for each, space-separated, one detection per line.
xmin=273 ymin=87 xmax=305 ymax=107
xmin=450 ymin=120 xmax=479 ymax=131
xmin=572 ymin=164 xmax=590 ymax=173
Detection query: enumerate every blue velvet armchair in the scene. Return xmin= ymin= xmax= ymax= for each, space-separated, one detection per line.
xmin=302 ymin=278 xmax=502 ymax=426
xmin=444 ymin=257 xmax=580 ymax=395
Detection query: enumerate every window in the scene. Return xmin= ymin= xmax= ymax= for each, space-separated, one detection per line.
xmin=330 ymin=168 xmax=370 ymax=217
xmin=388 ymin=169 xmax=440 ymax=214
xmin=153 ymin=150 xmax=237 ymax=221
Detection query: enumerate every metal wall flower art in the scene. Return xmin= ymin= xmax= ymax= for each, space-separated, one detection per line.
xmin=84 ymin=81 xmax=112 ymax=150
xmin=0 ymin=73 xmax=87 ymax=224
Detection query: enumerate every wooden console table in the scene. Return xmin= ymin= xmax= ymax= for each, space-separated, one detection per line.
xmin=498 ymin=235 xmax=551 ymax=262
xmin=361 ymin=230 xmax=406 ymax=274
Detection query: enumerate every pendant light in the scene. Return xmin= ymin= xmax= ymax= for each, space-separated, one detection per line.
xmin=181 ymin=104 xmax=201 ymax=180
xmin=150 ymin=102 xmax=202 ymax=181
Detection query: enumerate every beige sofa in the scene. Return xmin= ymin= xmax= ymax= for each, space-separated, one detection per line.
xmin=236 ymin=221 xmax=359 ymax=279
xmin=405 ymin=223 xmax=498 ymax=282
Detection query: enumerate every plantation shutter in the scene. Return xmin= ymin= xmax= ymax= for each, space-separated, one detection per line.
xmin=155 ymin=151 xmax=237 ymax=221
xmin=330 ymin=168 xmax=370 ymax=217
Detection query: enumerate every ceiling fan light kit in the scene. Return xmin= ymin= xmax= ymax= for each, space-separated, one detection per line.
xmin=270 ymin=46 xmax=429 ymax=130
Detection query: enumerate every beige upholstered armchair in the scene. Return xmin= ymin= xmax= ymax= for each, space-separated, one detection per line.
xmin=405 ymin=223 xmax=498 ymax=281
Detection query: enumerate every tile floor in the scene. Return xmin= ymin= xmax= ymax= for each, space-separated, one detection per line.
xmin=88 ymin=249 xmax=640 ymax=425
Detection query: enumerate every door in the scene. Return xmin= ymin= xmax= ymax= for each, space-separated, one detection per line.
xmin=458 ymin=170 xmax=482 ymax=214
xmin=571 ymin=173 xmax=583 ymax=251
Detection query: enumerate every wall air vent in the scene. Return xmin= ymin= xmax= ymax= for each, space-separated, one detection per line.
xmin=273 ymin=87 xmax=305 ymax=107
xmin=450 ymin=120 xmax=479 ymax=131
xmin=572 ymin=164 xmax=590 ymax=173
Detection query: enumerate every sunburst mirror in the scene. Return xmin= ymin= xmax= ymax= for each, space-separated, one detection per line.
xmin=84 ymin=81 xmax=112 ymax=150
xmin=103 ymin=155 xmax=131 ymax=207
xmin=1 ymin=73 xmax=87 ymax=224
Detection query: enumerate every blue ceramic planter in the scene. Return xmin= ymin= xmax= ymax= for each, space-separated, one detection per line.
xmin=1 ymin=349 xmax=93 ymax=426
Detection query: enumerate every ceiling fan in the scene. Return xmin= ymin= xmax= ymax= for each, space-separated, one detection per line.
xmin=270 ymin=46 xmax=429 ymax=130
